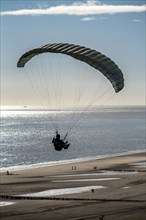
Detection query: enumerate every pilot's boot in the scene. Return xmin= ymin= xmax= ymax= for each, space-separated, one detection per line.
xmin=64 ymin=144 xmax=70 ymax=149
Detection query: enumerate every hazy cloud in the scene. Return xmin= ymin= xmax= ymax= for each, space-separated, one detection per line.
xmin=1 ymin=1 xmax=146 ymax=16
xmin=81 ymin=16 xmax=97 ymax=21
xmin=133 ymin=19 xmax=144 ymax=22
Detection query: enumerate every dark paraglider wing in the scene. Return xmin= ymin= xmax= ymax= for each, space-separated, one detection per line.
xmin=17 ymin=43 xmax=124 ymax=93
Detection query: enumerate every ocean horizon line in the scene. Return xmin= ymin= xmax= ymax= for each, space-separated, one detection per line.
xmin=1 ymin=105 xmax=145 ymax=111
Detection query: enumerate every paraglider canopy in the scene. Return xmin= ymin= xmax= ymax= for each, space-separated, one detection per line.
xmin=17 ymin=43 xmax=124 ymax=93
xmin=17 ymin=43 xmax=124 ymax=144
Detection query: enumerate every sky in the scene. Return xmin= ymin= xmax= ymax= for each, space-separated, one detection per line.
xmin=0 ymin=0 xmax=146 ymax=108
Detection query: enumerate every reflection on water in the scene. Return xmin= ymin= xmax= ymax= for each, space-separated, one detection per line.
xmin=129 ymin=162 xmax=146 ymax=167
xmin=0 ymin=201 xmax=15 ymax=207
xmin=48 ymin=170 xmax=138 ymax=178
xmin=19 ymin=186 xmax=106 ymax=197
xmin=1 ymin=107 xmax=145 ymax=168
xmin=52 ymin=178 xmax=120 ymax=182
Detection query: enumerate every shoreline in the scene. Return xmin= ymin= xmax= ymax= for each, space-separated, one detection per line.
xmin=1 ymin=149 xmax=145 ymax=173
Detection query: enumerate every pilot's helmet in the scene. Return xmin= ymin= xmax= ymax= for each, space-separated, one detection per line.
xmin=56 ymin=134 xmax=60 ymax=139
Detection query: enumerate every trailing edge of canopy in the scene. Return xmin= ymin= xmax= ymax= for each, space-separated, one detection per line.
xmin=17 ymin=43 xmax=124 ymax=93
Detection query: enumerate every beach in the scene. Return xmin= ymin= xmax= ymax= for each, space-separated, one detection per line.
xmin=0 ymin=152 xmax=146 ymax=220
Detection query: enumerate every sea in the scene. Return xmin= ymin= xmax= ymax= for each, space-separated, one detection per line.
xmin=0 ymin=106 xmax=145 ymax=172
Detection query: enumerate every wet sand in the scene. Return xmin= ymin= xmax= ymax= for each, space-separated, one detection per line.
xmin=0 ymin=152 xmax=146 ymax=220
